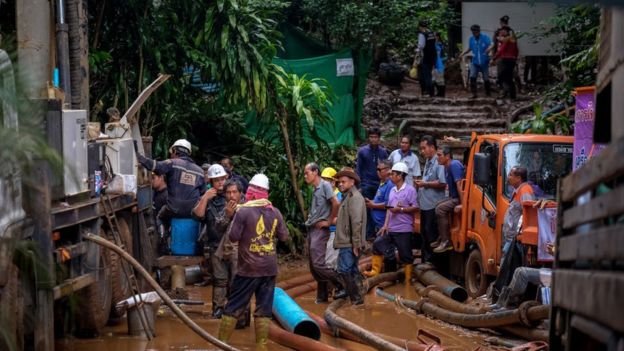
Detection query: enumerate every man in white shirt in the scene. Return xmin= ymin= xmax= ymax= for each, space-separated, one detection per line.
xmin=388 ymin=136 xmax=422 ymax=187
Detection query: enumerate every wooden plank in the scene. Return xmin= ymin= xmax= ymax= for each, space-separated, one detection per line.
xmin=561 ymin=136 xmax=624 ymax=202
xmin=559 ymin=224 xmax=624 ymax=262
xmin=553 ymin=269 xmax=624 ymax=333
xmin=53 ymin=273 xmax=96 ymax=300
xmin=562 ymin=185 xmax=624 ymax=229
xmin=156 ymin=255 xmax=204 ymax=268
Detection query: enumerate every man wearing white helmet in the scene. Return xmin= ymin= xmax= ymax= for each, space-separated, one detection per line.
xmin=218 ymin=174 xmax=289 ymax=349
xmin=376 ymin=161 xmax=419 ymax=283
xmin=193 ymin=164 xmax=230 ymax=318
xmin=135 ymin=138 xmax=204 ymax=230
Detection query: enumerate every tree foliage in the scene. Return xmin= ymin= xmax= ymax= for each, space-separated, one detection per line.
xmin=294 ymin=0 xmax=455 ymax=63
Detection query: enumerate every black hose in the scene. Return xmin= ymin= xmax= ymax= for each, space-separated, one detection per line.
xmin=376 ymin=288 xmax=549 ymax=328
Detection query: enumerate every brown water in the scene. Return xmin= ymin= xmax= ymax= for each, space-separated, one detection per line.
xmin=57 ymin=276 xmax=499 ymax=351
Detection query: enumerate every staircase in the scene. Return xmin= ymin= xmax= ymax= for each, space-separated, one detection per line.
xmin=387 ymin=97 xmax=508 ymax=139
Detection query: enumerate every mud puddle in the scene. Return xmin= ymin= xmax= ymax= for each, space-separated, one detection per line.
xmin=58 ymin=278 xmax=499 ymax=351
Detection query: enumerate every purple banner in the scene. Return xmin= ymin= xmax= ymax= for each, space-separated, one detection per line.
xmin=573 ymin=88 xmax=605 ymax=172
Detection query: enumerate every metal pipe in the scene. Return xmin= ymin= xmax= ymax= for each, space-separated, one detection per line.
xmin=376 ymin=288 xmax=549 ymax=328
xmin=171 ymin=265 xmax=186 ymax=290
xmin=414 ymin=264 xmax=468 ymax=302
xmin=84 ymin=233 xmax=240 ymax=351
xmin=307 ymin=310 xmax=434 ymax=351
xmin=55 ymin=0 xmax=72 ymax=103
xmin=268 ymin=321 xmax=342 ymax=351
xmin=413 ymin=281 xmax=489 ymax=314
xmin=325 ymin=299 xmax=405 ymax=351
xmin=16 ymin=0 xmax=51 ymax=99
xmin=184 ymin=265 xmax=203 ymax=284
xmin=499 ymin=325 xmax=549 ymax=342
xmin=272 ymin=287 xmax=321 ymax=340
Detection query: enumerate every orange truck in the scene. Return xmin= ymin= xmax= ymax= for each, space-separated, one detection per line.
xmin=422 ymin=133 xmax=573 ymax=297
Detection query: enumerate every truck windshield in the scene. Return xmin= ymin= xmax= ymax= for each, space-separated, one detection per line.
xmin=503 ymin=142 xmax=573 ymax=200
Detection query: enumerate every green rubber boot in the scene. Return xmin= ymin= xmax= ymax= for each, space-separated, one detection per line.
xmin=218 ymin=315 xmax=237 ymax=343
xmin=254 ymin=317 xmax=271 ymax=350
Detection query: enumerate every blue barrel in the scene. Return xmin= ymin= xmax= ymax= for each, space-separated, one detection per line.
xmin=170 ymin=218 xmax=200 ymax=255
xmin=272 ymin=287 xmax=321 ymax=340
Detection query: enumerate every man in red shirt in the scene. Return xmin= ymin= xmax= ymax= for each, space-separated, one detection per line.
xmin=493 ymin=27 xmax=519 ymax=99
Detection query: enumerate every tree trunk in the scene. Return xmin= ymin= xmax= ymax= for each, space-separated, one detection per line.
xmin=277 ymin=113 xmax=307 ymax=220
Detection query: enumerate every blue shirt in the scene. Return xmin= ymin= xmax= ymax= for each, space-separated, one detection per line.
xmin=356 ymin=144 xmax=389 ymax=187
xmin=445 ymin=160 xmax=465 ymax=199
xmin=371 ymin=179 xmax=394 ymax=228
xmin=469 ymin=34 xmax=492 ymax=66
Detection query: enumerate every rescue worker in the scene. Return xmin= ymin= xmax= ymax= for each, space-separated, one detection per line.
xmin=217 ymin=174 xmax=289 ymax=350
xmin=388 ymin=135 xmax=421 ymax=187
xmin=321 ymin=167 xmax=341 ymax=271
xmin=433 ymin=146 xmax=465 ymax=253
xmin=415 ymin=136 xmax=446 ymax=263
xmin=304 ymin=163 xmax=345 ymax=303
xmin=356 ymin=127 xmax=389 ymax=241
xmin=135 ymin=139 xmax=204 ymax=231
xmin=460 ymin=24 xmax=493 ymax=98
xmin=334 ymin=167 xmax=367 ymax=306
xmin=376 ymin=162 xmax=418 ymax=283
xmin=221 ymin=157 xmax=249 ymax=193
xmin=151 ymin=172 xmax=168 ymax=255
xmin=192 ymin=164 xmax=229 ymax=318
xmin=363 ymin=160 xmax=394 ymax=276
xmin=501 ymin=166 xmax=534 ymax=262
xmin=214 ymin=179 xmax=249 ymax=328
xmin=414 ymin=20 xmax=437 ymax=97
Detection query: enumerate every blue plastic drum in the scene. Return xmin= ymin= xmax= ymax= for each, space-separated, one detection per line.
xmin=170 ymin=218 xmax=200 ymax=255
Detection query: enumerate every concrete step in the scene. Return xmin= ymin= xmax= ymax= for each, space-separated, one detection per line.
xmin=390 ymin=111 xmax=500 ymax=121
xmin=396 ymin=104 xmax=496 ymax=114
xmin=396 ymin=117 xmax=507 ymax=128
xmin=404 ymin=125 xmax=507 ymax=138
xmin=397 ymin=97 xmax=499 ymax=107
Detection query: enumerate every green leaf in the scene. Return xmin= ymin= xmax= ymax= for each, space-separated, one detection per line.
xmin=221 ymin=26 xmax=229 ymax=49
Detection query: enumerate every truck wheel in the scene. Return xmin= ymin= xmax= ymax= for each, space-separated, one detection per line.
xmin=0 ymin=264 xmax=24 ymax=351
xmin=465 ymin=249 xmax=488 ymax=298
xmin=108 ymin=217 xmax=133 ymax=318
xmin=75 ymin=249 xmax=112 ymax=337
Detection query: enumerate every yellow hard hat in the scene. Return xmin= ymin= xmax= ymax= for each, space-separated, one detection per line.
xmin=321 ymin=167 xmax=337 ymax=179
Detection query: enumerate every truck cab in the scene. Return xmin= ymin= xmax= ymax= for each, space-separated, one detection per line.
xmin=448 ymin=133 xmax=573 ymax=297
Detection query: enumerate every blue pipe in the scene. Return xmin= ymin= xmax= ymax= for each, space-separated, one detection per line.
xmin=272 ymin=287 xmax=321 ymax=340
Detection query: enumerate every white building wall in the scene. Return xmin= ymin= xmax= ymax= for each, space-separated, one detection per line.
xmin=462 ymin=2 xmax=559 ymax=56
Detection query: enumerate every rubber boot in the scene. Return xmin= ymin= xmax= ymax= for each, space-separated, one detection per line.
xmin=383 ymin=259 xmax=397 ymax=273
xmin=332 ymin=280 xmax=347 ymax=299
xmin=218 ymin=315 xmax=237 ymax=343
xmin=403 ymin=264 xmax=413 ymax=285
xmin=236 ymin=307 xmax=251 ymax=329
xmin=484 ymin=80 xmax=492 ymax=97
xmin=437 ymin=85 xmax=446 ymax=97
xmin=470 ymin=78 xmax=478 ymax=98
xmin=349 ymin=273 xmax=365 ymax=306
xmin=363 ymin=255 xmax=383 ymax=277
xmin=316 ymin=281 xmax=329 ymax=303
xmin=254 ymin=317 xmax=271 ymax=350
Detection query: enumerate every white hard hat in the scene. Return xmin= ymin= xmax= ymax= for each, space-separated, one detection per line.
xmin=207 ymin=164 xmax=227 ymax=179
xmin=249 ymin=174 xmax=269 ymax=190
xmin=391 ymin=162 xmax=409 ymax=174
xmin=171 ymin=139 xmax=192 ymax=155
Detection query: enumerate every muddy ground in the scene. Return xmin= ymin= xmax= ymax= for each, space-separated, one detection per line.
xmin=56 ymin=260 xmax=535 ymax=351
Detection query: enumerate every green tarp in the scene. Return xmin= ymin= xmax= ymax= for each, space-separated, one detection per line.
xmin=246 ymin=25 xmax=371 ymax=147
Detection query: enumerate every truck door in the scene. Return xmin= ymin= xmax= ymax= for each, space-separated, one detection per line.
xmin=468 ymin=140 xmax=500 ymax=275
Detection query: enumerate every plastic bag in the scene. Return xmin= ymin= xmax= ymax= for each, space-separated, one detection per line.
xmin=409 ymin=66 xmax=418 ymax=79
xmin=325 ymin=231 xmax=339 ymax=270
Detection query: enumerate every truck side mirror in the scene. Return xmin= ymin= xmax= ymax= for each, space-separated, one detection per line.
xmin=473 ymin=153 xmax=491 ymax=186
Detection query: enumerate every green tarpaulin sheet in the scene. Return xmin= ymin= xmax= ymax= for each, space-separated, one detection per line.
xmin=246 ymin=25 xmax=371 ymax=147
